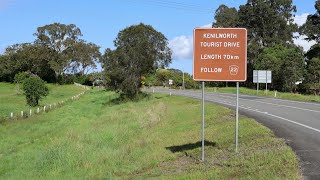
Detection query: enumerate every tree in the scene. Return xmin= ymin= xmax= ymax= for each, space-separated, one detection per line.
xmin=236 ymin=0 xmax=298 ymax=86
xmin=102 ymin=23 xmax=172 ymax=99
xmin=156 ymin=69 xmax=171 ymax=86
xmin=71 ymin=40 xmax=101 ymax=75
xmin=238 ymin=0 xmax=297 ymax=48
xmin=0 ymin=54 xmax=14 ymax=82
xmin=255 ymin=45 xmax=305 ymax=92
xmin=1 ymin=43 xmax=55 ymax=82
xmin=34 ymin=23 xmax=82 ymax=82
xmin=299 ymin=0 xmax=320 ymax=94
xmin=304 ymin=58 xmax=320 ymax=94
xmin=300 ymin=0 xmax=320 ymax=43
xmin=22 ymin=76 xmax=49 ymax=106
xmin=212 ymin=4 xmax=239 ymax=28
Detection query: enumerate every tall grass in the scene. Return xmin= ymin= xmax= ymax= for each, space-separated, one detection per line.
xmin=0 ymin=90 xmax=301 ymax=179
xmin=0 ymin=83 xmax=84 ymax=117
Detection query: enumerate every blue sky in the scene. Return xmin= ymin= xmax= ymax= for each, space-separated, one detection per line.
xmin=0 ymin=0 xmax=317 ymax=74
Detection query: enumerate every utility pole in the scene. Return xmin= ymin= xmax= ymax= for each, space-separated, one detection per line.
xmin=182 ymin=71 xmax=185 ymax=90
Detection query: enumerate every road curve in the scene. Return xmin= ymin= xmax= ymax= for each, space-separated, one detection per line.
xmin=146 ymin=88 xmax=320 ymax=180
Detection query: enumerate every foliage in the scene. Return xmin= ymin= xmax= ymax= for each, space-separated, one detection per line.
xmin=14 ymin=72 xmax=31 ymax=95
xmin=237 ymin=0 xmax=298 ymax=87
xmin=0 ymin=43 xmax=55 ymax=83
xmin=300 ymin=0 xmax=320 ymax=94
xmin=144 ymin=73 xmax=156 ymax=87
xmin=14 ymin=72 xmax=31 ymax=84
xmin=255 ymin=45 xmax=305 ymax=92
xmin=102 ymin=23 xmax=172 ymax=99
xmin=22 ymin=76 xmax=49 ymax=106
xmin=71 ymin=40 xmax=101 ymax=75
xmin=238 ymin=0 xmax=297 ymax=48
xmin=304 ymin=58 xmax=320 ymax=94
xmin=0 ymin=23 xmax=100 ymax=85
xmin=34 ymin=23 xmax=83 ymax=80
xmin=300 ymin=0 xmax=320 ymax=43
xmin=143 ymin=68 xmax=199 ymax=89
xmin=156 ymin=69 xmax=171 ymax=86
xmin=212 ymin=4 xmax=238 ymax=28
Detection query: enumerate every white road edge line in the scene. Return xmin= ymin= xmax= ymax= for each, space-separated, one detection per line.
xmin=151 ymin=90 xmax=320 ymax=134
xmin=211 ymin=94 xmax=320 ymax=113
xmin=209 ymin=98 xmax=320 ymax=134
xmin=211 ymin=92 xmax=320 ymax=106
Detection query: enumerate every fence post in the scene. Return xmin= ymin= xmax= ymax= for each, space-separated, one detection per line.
xmin=44 ymin=106 xmax=46 ymax=112
xmin=21 ymin=111 xmax=23 ymax=118
xmin=37 ymin=107 xmax=40 ymax=113
xmin=30 ymin=109 xmax=32 ymax=116
xmin=10 ymin=112 xmax=13 ymax=119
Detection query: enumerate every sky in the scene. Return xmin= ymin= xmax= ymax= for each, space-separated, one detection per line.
xmin=0 ymin=0 xmax=318 ymax=74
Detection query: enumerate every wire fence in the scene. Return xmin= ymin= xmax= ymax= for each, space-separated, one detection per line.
xmin=0 ymin=83 xmax=90 ymax=123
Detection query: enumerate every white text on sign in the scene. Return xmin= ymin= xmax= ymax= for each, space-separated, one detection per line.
xmin=200 ymin=42 xmax=240 ymax=48
xmin=201 ymin=67 xmax=223 ymax=73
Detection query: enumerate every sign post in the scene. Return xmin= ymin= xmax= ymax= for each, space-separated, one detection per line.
xmin=253 ymin=70 xmax=272 ymax=94
xmin=193 ymin=28 xmax=247 ymax=158
xmin=202 ymin=81 xmax=205 ymax=161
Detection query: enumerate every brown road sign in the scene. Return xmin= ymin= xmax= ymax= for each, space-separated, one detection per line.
xmin=193 ymin=28 xmax=247 ymax=81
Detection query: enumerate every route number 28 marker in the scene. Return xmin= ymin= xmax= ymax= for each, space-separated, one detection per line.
xmin=193 ymin=28 xmax=247 ymax=160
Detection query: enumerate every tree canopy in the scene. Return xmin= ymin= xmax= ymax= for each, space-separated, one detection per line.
xmin=102 ymin=23 xmax=172 ymax=99
xmin=34 ymin=23 xmax=83 ymax=79
xmin=255 ymin=45 xmax=305 ymax=92
xmin=212 ymin=4 xmax=238 ymax=28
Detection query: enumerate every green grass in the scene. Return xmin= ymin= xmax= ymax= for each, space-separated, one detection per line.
xmin=0 ymin=89 xmax=301 ymax=179
xmin=0 ymin=82 xmax=85 ymax=117
xmin=207 ymin=86 xmax=320 ymax=103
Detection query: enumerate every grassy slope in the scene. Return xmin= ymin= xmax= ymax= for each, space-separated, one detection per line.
xmin=206 ymin=87 xmax=320 ymax=103
xmin=0 ymin=83 xmax=84 ymax=117
xmin=0 ymin=90 xmax=301 ymax=179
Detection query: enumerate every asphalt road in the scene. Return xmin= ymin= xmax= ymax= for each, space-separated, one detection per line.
xmin=146 ymin=88 xmax=320 ymax=180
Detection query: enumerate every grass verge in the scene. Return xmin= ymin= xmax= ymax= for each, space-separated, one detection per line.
xmin=0 ymin=90 xmax=301 ymax=179
xmin=0 ymin=82 xmax=85 ymax=117
xmin=206 ymin=87 xmax=320 ymax=103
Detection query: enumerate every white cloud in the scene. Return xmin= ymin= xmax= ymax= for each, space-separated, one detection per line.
xmin=169 ymin=35 xmax=193 ymax=60
xmin=201 ymin=23 xmax=212 ymax=28
xmin=293 ymin=33 xmax=316 ymax=52
xmin=292 ymin=13 xmax=316 ymax=52
xmin=169 ymin=23 xmax=213 ymax=60
xmin=294 ymin=13 xmax=309 ymax=27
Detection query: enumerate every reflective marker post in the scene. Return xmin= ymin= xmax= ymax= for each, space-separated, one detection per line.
xmin=235 ymin=82 xmax=239 ymax=152
xmin=202 ymin=81 xmax=205 ymax=161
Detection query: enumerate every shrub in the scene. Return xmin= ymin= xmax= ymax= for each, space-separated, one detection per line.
xmin=14 ymin=72 xmax=31 ymax=94
xmin=22 ymin=76 xmax=49 ymax=106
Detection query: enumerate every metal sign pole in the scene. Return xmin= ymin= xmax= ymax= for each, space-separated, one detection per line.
xmin=235 ymin=82 xmax=239 ymax=152
xmin=266 ymin=71 xmax=268 ymax=93
xmin=202 ymin=81 xmax=205 ymax=161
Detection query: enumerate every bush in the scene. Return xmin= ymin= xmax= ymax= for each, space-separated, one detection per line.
xmin=22 ymin=76 xmax=49 ymax=106
xmin=14 ymin=72 xmax=31 ymax=84
xmin=14 ymin=72 xmax=31 ymax=95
